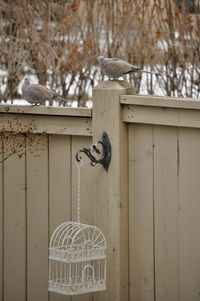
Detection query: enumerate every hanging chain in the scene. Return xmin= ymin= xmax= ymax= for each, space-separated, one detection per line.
xmin=76 ymin=158 xmax=83 ymax=223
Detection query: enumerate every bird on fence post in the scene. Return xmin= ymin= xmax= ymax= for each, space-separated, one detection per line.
xmin=21 ymin=78 xmax=71 ymax=106
xmin=98 ymin=56 xmax=157 ymax=80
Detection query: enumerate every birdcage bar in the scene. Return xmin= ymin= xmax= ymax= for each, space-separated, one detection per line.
xmin=68 ymin=263 xmax=71 ymax=285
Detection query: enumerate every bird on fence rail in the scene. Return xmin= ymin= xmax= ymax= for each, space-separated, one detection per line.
xmin=21 ymin=78 xmax=71 ymax=106
xmin=98 ymin=56 xmax=157 ymax=79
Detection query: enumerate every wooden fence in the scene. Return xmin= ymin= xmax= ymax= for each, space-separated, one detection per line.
xmin=0 ymin=81 xmax=200 ymax=301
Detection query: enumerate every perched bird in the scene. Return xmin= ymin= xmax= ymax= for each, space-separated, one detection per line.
xmin=21 ymin=78 xmax=69 ymax=106
xmin=98 ymin=56 xmax=156 ymax=79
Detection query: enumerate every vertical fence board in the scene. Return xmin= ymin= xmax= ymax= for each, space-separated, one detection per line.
xmin=154 ymin=126 xmax=179 ymax=301
xmin=71 ymin=135 xmax=93 ymax=301
xmin=49 ymin=134 xmax=71 ymax=301
xmin=49 ymin=134 xmax=71 ymax=234
xmin=178 ymin=128 xmax=200 ymax=301
xmin=3 ymin=135 xmax=26 ymax=301
xmin=26 ymin=134 xmax=49 ymax=301
xmin=128 ymin=124 xmax=154 ymax=301
xmin=0 ymin=141 xmax=3 ymax=301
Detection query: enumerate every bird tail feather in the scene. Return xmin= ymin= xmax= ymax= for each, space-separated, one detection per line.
xmin=54 ymin=96 xmax=72 ymax=106
xmin=124 ymin=67 xmax=141 ymax=75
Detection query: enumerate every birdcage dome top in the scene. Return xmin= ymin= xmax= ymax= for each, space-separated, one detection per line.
xmin=49 ymin=221 xmax=106 ymax=262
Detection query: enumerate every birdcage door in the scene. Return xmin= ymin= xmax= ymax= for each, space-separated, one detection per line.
xmin=82 ymin=265 xmax=94 ymax=283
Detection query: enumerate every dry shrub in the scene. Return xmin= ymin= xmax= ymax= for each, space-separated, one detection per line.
xmin=0 ymin=0 xmax=199 ymax=104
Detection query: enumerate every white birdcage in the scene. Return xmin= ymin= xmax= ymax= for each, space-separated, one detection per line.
xmin=48 ymin=221 xmax=106 ymax=295
xmin=48 ymin=158 xmax=107 ymax=296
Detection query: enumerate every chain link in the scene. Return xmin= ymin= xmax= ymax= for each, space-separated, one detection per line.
xmin=76 ymin=159 xmax=83 ymax=223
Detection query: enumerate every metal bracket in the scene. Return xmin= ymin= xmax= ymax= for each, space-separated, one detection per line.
xmin=76 ymin=132 xmax=111 ymax=171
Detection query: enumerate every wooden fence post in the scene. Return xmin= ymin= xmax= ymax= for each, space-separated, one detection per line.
xmin=92 ymin=81 xmax=135 ymax=301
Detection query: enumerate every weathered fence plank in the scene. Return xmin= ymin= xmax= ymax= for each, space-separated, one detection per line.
xmin=49 ymin=134 xmax=72 ymax=301
xmin=26 ymin=134 xmax=49 ymax=301
xmin=178 ymin=128 xmax=200 ymax=301
xmin=153 ymin=126 xmax=179 ymax=300
xmin=121 ymin=95 xmax=200 ymax=110
xmin=123 ymin=105 xmax=200 ymax=128
xmin=3 ymin=135 xmax=26 ymax=301
xmin=128 ymin=124 xmax=154 ymax=301
xmin=0 ymin=114 xmax=92 ymax=136
xmin=49 ymin=135 xmax=71 ymax=232
xmin=0 ymin=104 xmax=91 ymax=117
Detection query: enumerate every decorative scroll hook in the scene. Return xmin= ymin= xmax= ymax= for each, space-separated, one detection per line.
xmin=76 ymin=132 xmax=111 ymax=171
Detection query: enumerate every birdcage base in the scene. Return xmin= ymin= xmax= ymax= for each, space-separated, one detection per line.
xmin=48 ymin=276 xmax=106 ymax=295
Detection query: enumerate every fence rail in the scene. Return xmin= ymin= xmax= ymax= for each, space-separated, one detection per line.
xmin=0 ymin=81 xmax=200 ymax=301
xmin=122 ymin=95 xmax=200 ymax=128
